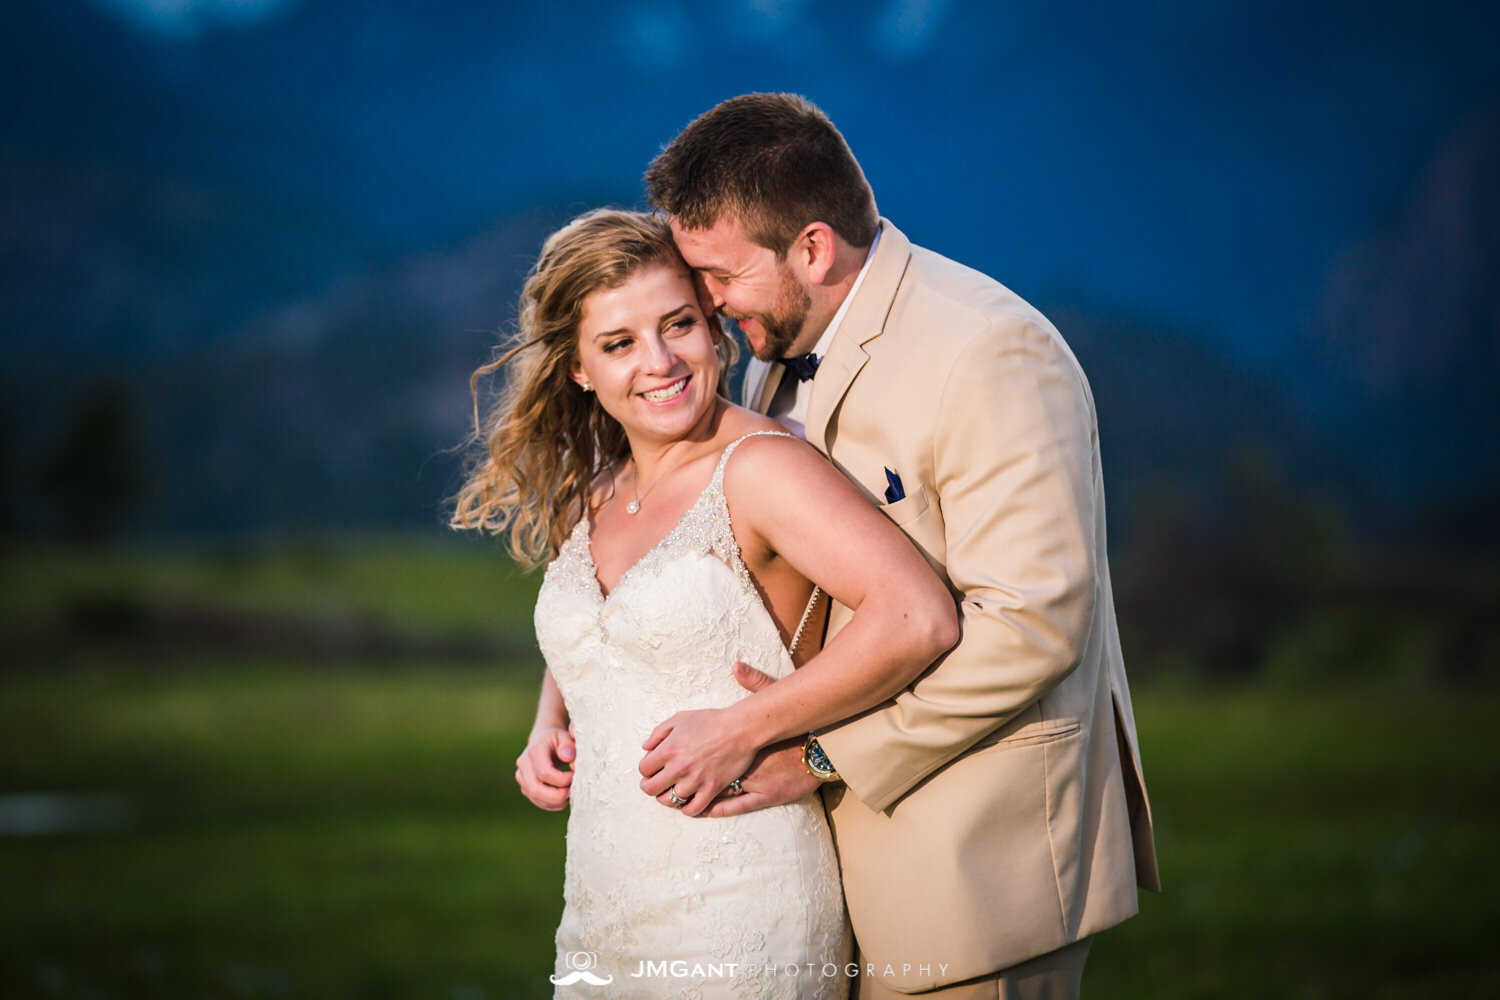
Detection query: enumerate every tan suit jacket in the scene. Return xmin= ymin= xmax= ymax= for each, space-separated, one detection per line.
xmin=746 ymin=221 xmax=1158 ymax=993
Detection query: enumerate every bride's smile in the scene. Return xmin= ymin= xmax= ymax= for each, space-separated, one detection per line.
xmin=640 ymin=375 xmax=690 ymax=403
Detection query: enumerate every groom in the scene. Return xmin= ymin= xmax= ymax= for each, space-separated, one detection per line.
xmin=641 ymin=93 xmax=1159 ymax=999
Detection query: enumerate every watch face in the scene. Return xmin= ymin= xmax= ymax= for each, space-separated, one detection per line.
xmin=805 ymin=736 xmax=836 ymax=779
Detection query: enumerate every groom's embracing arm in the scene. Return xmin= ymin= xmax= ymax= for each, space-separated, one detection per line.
xmin=816 ymin=316 xmax=1102 ymax=812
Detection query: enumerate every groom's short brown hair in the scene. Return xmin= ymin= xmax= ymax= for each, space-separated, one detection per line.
xmin=645 ymin=93 xmax=879 ymax=258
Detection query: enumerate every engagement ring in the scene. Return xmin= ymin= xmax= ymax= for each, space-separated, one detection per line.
xmin=666 ymin=788 xmax=687 ymax=807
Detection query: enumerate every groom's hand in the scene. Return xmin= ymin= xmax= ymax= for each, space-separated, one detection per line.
xmin=694 ymin=661 xmax=819 ymax=817
xmin=731 ymin=660 xmax=776 ymax=693
xmin=700 ymin=741 xmax=820 ymax=817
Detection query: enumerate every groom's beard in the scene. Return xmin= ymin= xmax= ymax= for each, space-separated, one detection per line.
xmin=724 ymin=267 xmax=813 ymax=362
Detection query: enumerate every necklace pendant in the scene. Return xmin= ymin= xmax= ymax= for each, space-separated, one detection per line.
xmin=625 ymin=500 xmax=641 ymax=515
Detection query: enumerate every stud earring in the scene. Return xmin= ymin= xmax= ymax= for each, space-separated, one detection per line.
xmin=580 ymin=380 xmax=593 ymax=392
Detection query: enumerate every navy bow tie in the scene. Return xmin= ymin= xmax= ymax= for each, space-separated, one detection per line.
xmin=778 ymin=353 xmax=821 ymax=383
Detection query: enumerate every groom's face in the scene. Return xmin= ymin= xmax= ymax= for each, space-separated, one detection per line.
xmin=671 ymin=215 xmax=813 ymax=362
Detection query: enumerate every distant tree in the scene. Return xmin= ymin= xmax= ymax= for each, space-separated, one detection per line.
xmin=38 ymin=384 xmax=147 ymax=544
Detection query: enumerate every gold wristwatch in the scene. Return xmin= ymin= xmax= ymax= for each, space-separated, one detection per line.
xmin=802 ymin=733 xmax=840 ymax=783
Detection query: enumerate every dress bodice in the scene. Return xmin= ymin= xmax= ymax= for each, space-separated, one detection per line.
xmin=537 ymin=431 xmax=801 ymax=739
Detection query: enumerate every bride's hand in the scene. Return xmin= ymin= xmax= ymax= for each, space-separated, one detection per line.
xmin=639 ymin=709 xmax=757 ymax=817
xmin=516 ymin=725 xmax=576 ymax=811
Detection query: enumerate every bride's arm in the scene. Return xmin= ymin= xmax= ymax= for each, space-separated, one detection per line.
xmin=638 ymin=434 xmax=958 ymax=815
xmin=516 ymin=668 xmax=576 ymax=811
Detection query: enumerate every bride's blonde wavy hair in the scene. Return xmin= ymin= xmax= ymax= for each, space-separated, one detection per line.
xmin=451 ymin=208 xmax=736 ymax=567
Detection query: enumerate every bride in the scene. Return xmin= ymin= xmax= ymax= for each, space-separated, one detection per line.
xmin=453 ymin=209 xmax=957 ymax=998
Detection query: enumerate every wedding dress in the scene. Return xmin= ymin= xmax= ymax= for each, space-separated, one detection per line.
xmin=535 ymin=432 xmax=849 ymax=999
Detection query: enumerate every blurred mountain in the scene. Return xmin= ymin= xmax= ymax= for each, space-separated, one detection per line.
xmin=136 ymin=204 xmax=572 ymax=535
xmin=1289 ymin=101 xmax=1500 ymax=547
xmin=1047 ymin=300 xmax=1341 ymax=552
xmin=1 ymin=157 xmax=380 ymax=363
xmin=2 ymin=195 xmax=578 ymax=536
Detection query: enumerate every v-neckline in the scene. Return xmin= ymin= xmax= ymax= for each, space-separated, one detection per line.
xmin=583 ymin=475 xmax=718 ymax=604
xmin=573 ymin=430 xmax=791 ymax=606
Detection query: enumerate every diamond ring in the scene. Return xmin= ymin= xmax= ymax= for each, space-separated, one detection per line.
xmin=727 ymin=778 xmax=745 ymax=796
xmin=666 ymin=787 xmax=687 ymax=807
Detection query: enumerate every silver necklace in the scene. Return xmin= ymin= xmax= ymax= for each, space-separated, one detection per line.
xmin=626 ymin=446 xmax=695 ymax=515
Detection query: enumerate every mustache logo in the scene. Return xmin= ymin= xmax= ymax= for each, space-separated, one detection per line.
xmin=549 ymin=970 xmax=615 ymax=985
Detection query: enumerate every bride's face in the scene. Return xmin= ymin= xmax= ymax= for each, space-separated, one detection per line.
xmin=572 ymin=263 xmax=722 ymax=446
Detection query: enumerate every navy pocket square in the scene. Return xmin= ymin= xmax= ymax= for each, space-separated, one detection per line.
xmin=883 ymin=467 xmax=905 ymax=504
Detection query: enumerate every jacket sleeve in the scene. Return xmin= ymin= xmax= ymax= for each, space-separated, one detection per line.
xmin=816 ymin=318 xmax=1102 ymax=811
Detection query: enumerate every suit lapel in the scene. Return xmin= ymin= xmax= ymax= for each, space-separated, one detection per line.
xmin=805 ymin=220 xmax=913 ymax=453
xmin=804 ymin=337 xmax=867 ymax=453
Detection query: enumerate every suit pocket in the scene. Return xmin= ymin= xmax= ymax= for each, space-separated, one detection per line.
xmin=967 ymin=717 xmax=1082 ymax=754
xmin=880 ymin=484 xmax=930 ymax=527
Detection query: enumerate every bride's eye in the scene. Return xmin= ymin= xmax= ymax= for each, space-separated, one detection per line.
xmin=603 ymin=337 xmax=631 ymax=354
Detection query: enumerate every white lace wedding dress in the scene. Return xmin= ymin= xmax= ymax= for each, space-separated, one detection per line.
xmin=535 ymin=432 xmax=849 ymax=999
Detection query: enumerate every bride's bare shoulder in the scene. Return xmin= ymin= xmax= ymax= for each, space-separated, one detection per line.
xmin=719 ymin=424 xmax=831 ymax=495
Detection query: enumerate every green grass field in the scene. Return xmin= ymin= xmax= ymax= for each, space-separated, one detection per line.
xmin=2 ymin=542 xmax=1498 ymax=998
